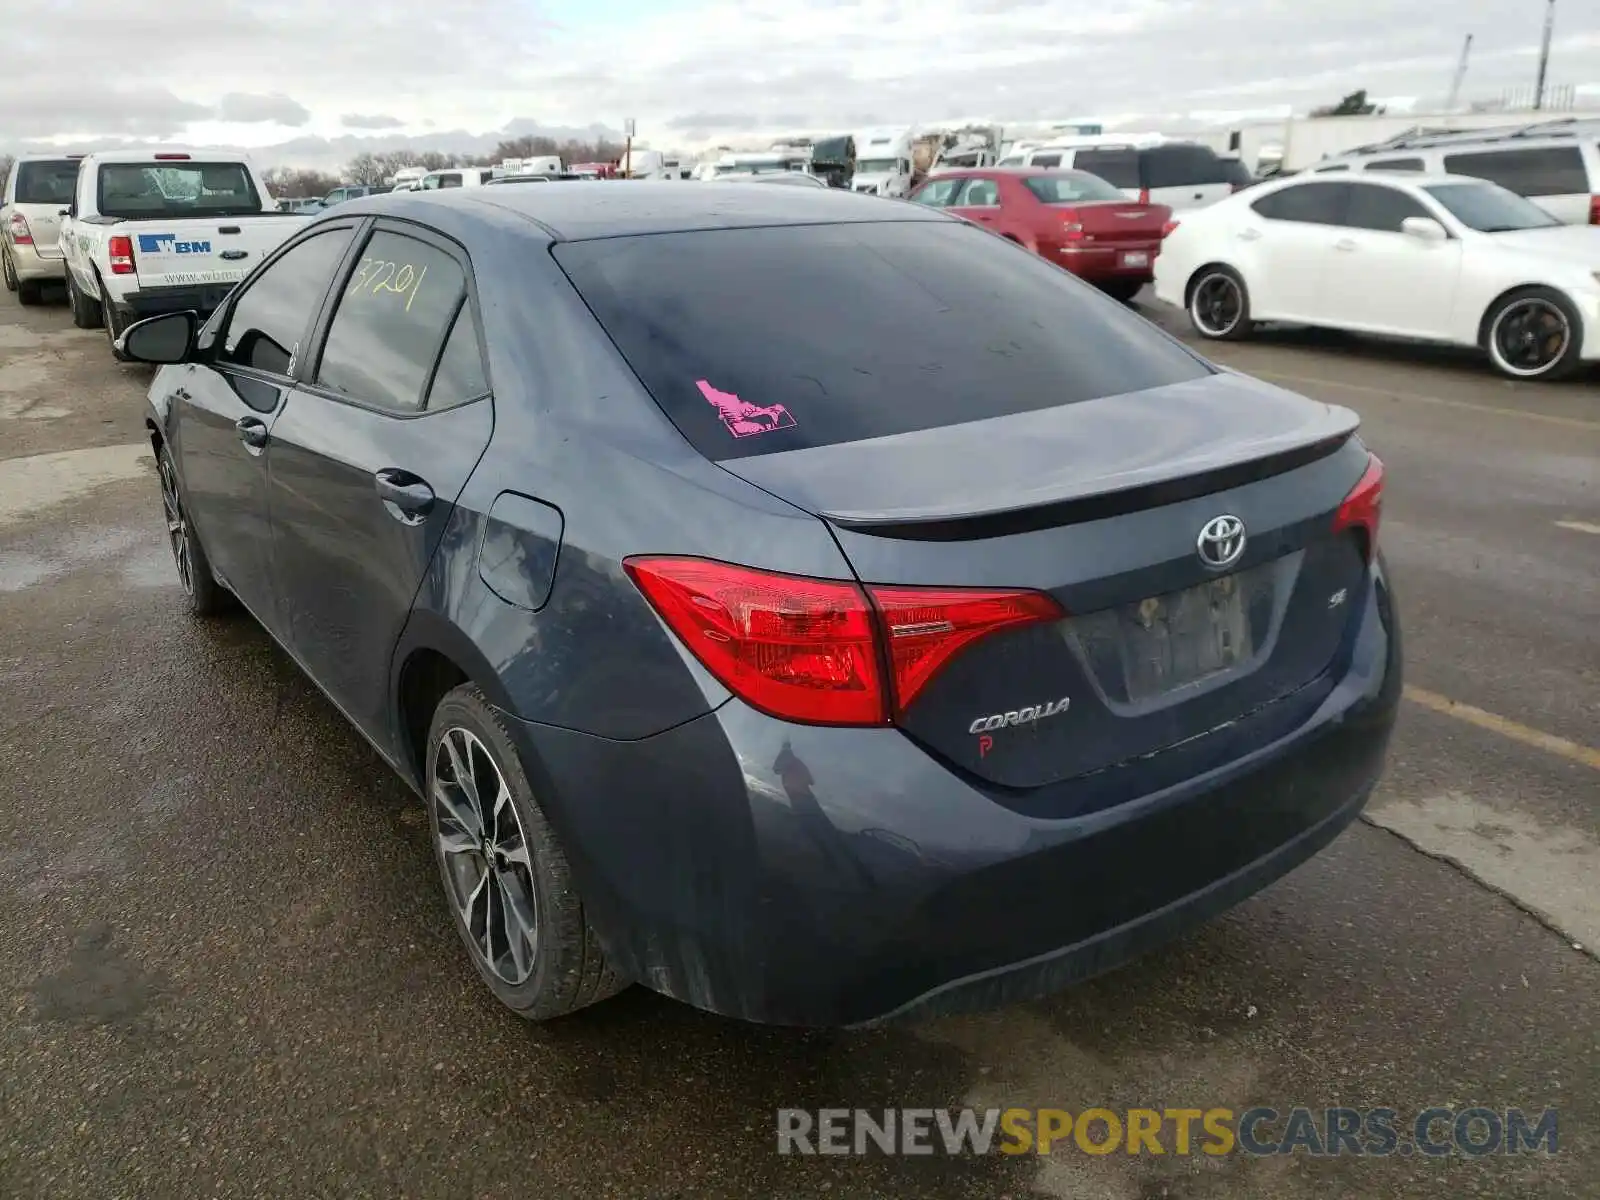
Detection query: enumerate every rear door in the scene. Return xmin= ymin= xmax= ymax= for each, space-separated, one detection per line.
xmin=267 ymin=219 xmax=494 ymax=743
xmin=1142 ymin=143 xmax=1231 ymax=210
xmin=8 ymin=158 xmax=80 ymax=260
xmin=946 ymin=176 xmax=1003 ymax=231
xmin=1440 ymin=145 xmax=1590 ymax=224
xmin=1238 ymin=181 xmax=1350 ymax=321
xmin=554 ymin=219 xmax=1372 ymax=795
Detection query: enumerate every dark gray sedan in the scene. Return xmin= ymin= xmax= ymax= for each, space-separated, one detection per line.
xmin=119 ymin=182 xmax=1401 ymax=1027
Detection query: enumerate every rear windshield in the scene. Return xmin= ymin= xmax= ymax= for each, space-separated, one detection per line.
xmin=1022 ymin=172 xmax=1125 ymax=203
xmin=97 ymin=162 xmax=262 ymax=219
xmin=553 ymin=220 xmax=1208 ymax=461
xmin=1070 ymin=147 xmax=1140 ymax=190
xmin=14 ymin=160 xmax=79 ymax=205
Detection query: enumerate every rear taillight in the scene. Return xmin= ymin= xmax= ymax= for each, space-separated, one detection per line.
xmin=1161 ymin=220 xmax=1179 ymax=238
xmin=624 ymin=556 xmax=1065 ymax=726
xmin=1138 ymin=188 xmax=1150 ymax=204
xmin=5 ymin=212 xmax=31 ymax=245
xmin=108 ymin=235 xmax=135 ymax=275
xmin=153 ymin=153 xmax=191 ymax=161
xmin=1060 ymin=208 xmax=1085 ymax=242
xmin=1589 ymin=194 xmax=1599 ymax=225
xmin=1333 ymin=452 xmax=1384 ymax=561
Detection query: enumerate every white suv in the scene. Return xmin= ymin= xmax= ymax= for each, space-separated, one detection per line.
xmin=1309 ymin=119 xmax=1600 ymax=226
xmin=2 ymin=153 xmax=82 ymax=304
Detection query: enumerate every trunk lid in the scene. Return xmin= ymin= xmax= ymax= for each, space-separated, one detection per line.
xmin=1061 ymin=199 xmax=1170 ymax=245
xmin=130 ymin=215 xmax=308 ymax=289
xmin=718 ymin=372 xmax=1372 ymax=789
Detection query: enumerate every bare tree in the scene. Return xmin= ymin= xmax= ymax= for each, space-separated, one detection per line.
xmin=262 ymin=165 xmax=340 ymax=198
xmin=0 ymin=154 xmax=14 ymax=191
xmin=345 ymin=153 xmax=388 ymax=186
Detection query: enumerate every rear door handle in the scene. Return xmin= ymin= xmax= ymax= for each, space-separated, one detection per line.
xmin=1236 ymin=227 xmax=1261 ymax=241
xmin=1334 ymin=238 xmax=1357 ymax=251
xmin=235 ymin=416 xmax=269 ymax=452
xmin=374 ymin=468 xmax=435 ymax=524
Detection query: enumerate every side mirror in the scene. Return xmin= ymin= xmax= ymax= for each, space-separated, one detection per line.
xmin=1401 ymin=216 xmax=1447 ymax=243
xmin=117 ymin=311 xmax=198 ymax=364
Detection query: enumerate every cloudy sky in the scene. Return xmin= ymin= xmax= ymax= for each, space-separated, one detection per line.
xmin=3 ymin=0 xmax=1598 ymax=165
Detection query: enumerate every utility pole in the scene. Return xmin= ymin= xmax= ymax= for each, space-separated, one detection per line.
xmin=1446 ymin=33 xmax=1473 ymax=112
xmin=1533 ymin=0 xmax=1555 ymax=110
xmin=624 ymin=118 xmax=636 ymax=178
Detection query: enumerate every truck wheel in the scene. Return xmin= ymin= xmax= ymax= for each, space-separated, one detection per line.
xmin=66 ymin=272 xmax=103 ymax=330
xmin=99 ymin=281 xmax=128 ymax=361
xmin=2 ymin=249 xmax=16 ymax=292
xmin=18 ymin=280 xmax=44 ymax=307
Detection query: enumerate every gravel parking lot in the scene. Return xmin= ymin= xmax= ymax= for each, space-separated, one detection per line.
xmin=2 ymin=283 xmax=1596 ymax=1199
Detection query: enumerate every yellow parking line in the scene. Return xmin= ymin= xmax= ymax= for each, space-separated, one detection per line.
xmin=1554 ymin=519 xmax=1600 ymax=536
xmin=1404 ymin=685 xmax=1600 ymax=772
xmin=1237 ymin=368 xmax=1600 ymax=433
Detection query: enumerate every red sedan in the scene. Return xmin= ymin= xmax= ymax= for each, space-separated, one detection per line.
xmin=909 ymin=168 xmax=1173 ymax=302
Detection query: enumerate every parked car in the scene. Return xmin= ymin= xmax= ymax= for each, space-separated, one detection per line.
xmin=121 ymin=183 xmax=1399 ymax=1028
xmin=1307 ymin=118 xmax=1600 ymax=225
xmin=58 ymin=149 xmax=309 ymax=358
xmin=2 ymin=153 xmax=82 ymax=303
xmin=276 ymin=197 xmax=325 ymax=214
xmin=321 ymin=184 xmax=393 ymax=208
xmin=1154 ymin=171 xmax=1600 ymax=381
xmin=416 ymin=167 xmax=496 ymax=190
xmin=483 ymin=173 xmax=588 ymax=185
xmin=997 ymin=136 xmax=1234 ymax=211
xmin=910 ymin=168 xmax=1171 ymax=301
xmin=711 ymin=172 xmax=829 ymax=188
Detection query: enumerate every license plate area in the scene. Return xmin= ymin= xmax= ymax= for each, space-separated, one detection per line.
xmin=1067 ymin=562 xmax=1279 ymax=705
xmin=1121 ymin=250 xmax=1149 ymax=267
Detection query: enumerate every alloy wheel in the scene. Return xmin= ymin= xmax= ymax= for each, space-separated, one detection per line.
xmin=1489 ymin=298 xmax=1569 ymax=378
xmin=431 ymin=727 xmax=539 ymax=985
xmin=158 ymin=456 xmax=194 ymax=595
xmin=1192 ymin=274 xmax=1241 ymax=336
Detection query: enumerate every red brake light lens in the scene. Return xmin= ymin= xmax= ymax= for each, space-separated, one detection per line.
xmin=624 ymin=557 xmax=885 ymax=726
xmin=108 ymin=234 xmax=135 ymax=275
xmin=153 ymin=153 xmax=191 ymax=161
xmin=1333 ymin=452 xmax=1384 ymax=560
xmin=1138 ymin=188 xmax=1150 ymax=204
xmin=624 ymin=557 xmax=1066 ymax=726
xmin=1161 ymin=219 xmax=1179 ymax=238
xmin=1589 ymin=194 xmax=1599 ymax=226
xmin=867 ymin=585 xmax=1066 ymax=713
xmin=6 ymin=212 xmax=32 ymax=245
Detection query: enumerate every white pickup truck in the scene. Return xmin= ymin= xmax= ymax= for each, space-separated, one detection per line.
xmin=58 ymin=149 xmax=310 ymax=356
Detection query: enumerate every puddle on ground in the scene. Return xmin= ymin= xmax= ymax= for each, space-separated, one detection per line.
xmin=0 ymin=524 xmax=170 ymax=593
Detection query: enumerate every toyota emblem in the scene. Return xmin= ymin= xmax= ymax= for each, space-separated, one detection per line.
xmin=1197 ymin=514 xmax=1247 ymax=570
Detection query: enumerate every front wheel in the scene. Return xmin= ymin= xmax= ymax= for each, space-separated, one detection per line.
xmin=1483 ymin=287 xmax=1583 ymax=382
xmin=426 ymin=685 xmax=627 ymax=1021
xmin=1188 ymin=266 xmax=1254 ymax=340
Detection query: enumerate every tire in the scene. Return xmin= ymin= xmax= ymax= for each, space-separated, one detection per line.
xmin=1187 ymin=265 xmax=1254 ymax=341
xmin=156 ymin=445 xmax=231 ymax=617
xmin=1482 ymin=286 xmax=1584 ymax=382
xmin=66 ymin=269 xmax=103 ymax=329
xmin=2 ymin=248 xmax=16 ymax=292
xmin=426 ymin=684 xmax=627 ymax=1020
xmin=17 ymin=279 xmax=43 ymax=306
xmin=1100 ymin=279 xmax=1145 ymax=304
xmin=99 ymin=279 xmax=128 ymax=360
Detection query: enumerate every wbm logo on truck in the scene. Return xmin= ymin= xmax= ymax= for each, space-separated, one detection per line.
xmin=137 ymin=233 xmax=212 ymax=255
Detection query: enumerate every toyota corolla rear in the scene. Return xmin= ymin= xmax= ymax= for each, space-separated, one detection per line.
xmin=531 ymin=214 xmax=1400 ymax=1027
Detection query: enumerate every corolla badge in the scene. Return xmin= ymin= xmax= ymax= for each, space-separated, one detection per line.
xmin=969 ymin=697 xmax=1071 ymax=735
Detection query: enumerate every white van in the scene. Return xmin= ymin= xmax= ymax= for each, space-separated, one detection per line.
xmin=416 ymin=167 xmax=497 ymax=191
xmin=997 ymin=134 xmax=1235 ymax=211
xmin=1308 ymin=118 xmax=1600 ymax=225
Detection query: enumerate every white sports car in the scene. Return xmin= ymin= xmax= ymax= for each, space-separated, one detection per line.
xmin=1153 ymin=171 xmax=1600 ymax=381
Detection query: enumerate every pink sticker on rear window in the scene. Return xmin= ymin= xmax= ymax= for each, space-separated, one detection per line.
xmin=696 ymin=379 xmax=796 ymax=438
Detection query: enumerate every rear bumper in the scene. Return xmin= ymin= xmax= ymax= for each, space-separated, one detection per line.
xmin=119 ymin=282 xmax=238 ymax=321
xmin=1055 ymin=243 xmax=1160 ymax=282
xmin=504 ymin=559 xmax=1401 ymax=1027
xmin=5 ymin=239 xmax=67 ymax=282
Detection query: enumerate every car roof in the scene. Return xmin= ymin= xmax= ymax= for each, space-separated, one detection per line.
xmin=14 ymin=152 xmax=86 ymax=163
xmin=353 ymin=180 xmax=946 ymax=240
xmin=80 ymin=148 xmax=248 ymax=164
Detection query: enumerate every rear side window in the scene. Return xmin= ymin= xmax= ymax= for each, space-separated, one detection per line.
xmin=1344 ymin=183 xmax=1431 ymax=232
xmin=954 ymin=177 xmax=999 ymax=206
xmin=1441 ymin=146 xmax=1587 ymax=197
xmin=13 ymin=160 xmax=79 ymax=205
xmin=1366 ymin=157 xmax=1424 ymax=172
xmin=912 ymin=177 xmax=962 ymax=207
xmin=1071 ymin=147 xmax=1139 ymax=190
xmin=220 ymin=227 xmax=354 ymax=379
xmin=314 ymin=230 xmax=469 ymax=412
xmin=1030 ymin=153 xmax=1062 ymax=168
xmin=1251 ymin=181 xmax=1349 ymax=225
xmin=1143 ymin=144 xmax=1227 ymax=188
xmin=554 ymin=221 xmax=1208 ymax=462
